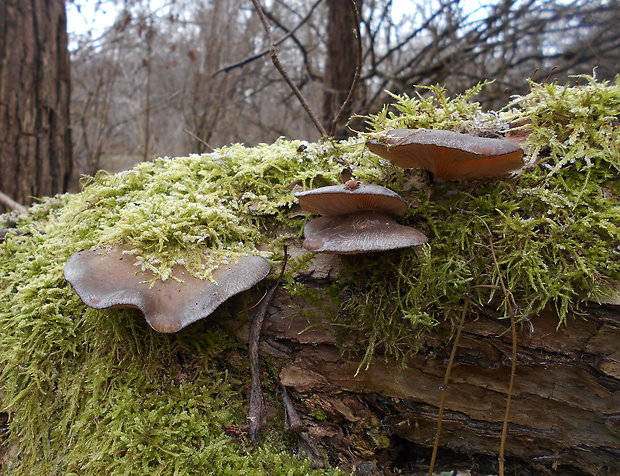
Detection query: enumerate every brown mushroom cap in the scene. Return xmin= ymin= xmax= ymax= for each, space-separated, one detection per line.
xmin=294 ymin=183 xmax=407 ymax=216
xmin=64 ymin=247 xmax=270 ymax=333
xmin=366 ymin=128 xmax=524 ymax=181
xmin=303 ymin=211 xmax=428 ymax=254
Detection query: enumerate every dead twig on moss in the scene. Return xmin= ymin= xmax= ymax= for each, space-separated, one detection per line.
xmin=488 ymin=245 xmax=518 ymax=476
xmin=247 ymin=246 xmax=288 ymax=444
xmin=249 ymin=0 xmax=327 ymax=137
xmin=0 ymin=191 xmax=28 ymax=215
xmin=479 ymin=218 xmax=519 ymax=476
xmin=428 ymin=299 xmax=469 ymax=476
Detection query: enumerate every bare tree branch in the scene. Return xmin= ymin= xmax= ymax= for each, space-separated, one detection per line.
xmin=0 ymin=191 xmax=29 ymax=215
xmin=249 ymin=0 xmax=327 ymax=137
xmin=215 ymin=0 xmax=323 ymax=75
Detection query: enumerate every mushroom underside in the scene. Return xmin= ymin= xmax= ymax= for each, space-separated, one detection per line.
xmin=303 ymin=211 xmax=428 ymax=254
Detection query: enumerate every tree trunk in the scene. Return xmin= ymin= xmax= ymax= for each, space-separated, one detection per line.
xmin=0 ymin=0 xmax=72 ymax=209
xmin=322 ymin=0 xmax=361 ymax=139
xmin=232 ymin=249 xmax=620 ymax=475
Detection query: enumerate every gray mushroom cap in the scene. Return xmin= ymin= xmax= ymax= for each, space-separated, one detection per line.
xmin=64 ymin=247 xmax=270 ymax=333
xmin=303 ymin=211 xmax=428 ymax=254
xmin=294 ymin=183 xmax=408 ymax=216
xmin=366 ymin=128 xmax=524 ymax=181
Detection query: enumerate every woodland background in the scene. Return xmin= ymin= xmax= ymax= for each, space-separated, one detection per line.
xmin=1 ymin=0 xmax=619 ymax=208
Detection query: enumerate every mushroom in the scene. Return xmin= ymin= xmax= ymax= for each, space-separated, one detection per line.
xmin=294 ymin=182 xmax=408 ymax=216
xmin=294 ymin=183 xmax=428 ymax=254
xmin=303 ymin=211 xmax=427 ymax=254
xmin=366 ymin=128 xmax=524 ymax=181
xmin=64 ymin=247 xmax=270 ymax=333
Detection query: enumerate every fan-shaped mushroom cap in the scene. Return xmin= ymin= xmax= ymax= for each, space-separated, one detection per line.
xmin=64 ymin=247 xmax=270 ymax=333
xmin=294 ymin=183 xmax=407 ymax=216
xmin=303 ymin=211 xmax=428 ymax=254
xmin=366 ymin=128 xmax=524 ymax=181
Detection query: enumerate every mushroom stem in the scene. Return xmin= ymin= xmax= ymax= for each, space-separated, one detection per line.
xmin=247 ymin=246 xmax=288 ymax=444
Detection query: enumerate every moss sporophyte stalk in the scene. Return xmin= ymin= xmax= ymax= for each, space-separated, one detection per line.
xmin=1 ymin=76 xmax=618 ymax=474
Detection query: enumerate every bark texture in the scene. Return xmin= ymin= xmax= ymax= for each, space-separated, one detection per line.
xmin=233 ymin=249 xmax=620 ymax=475
xmin=0 ymin=0 xmax=72 ymax=209
xmin=322 ymin=0 xmax=361 ymax=139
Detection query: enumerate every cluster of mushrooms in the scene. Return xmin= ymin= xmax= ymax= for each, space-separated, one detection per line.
xmin=65 ymin=127 xmax=524 ymax=335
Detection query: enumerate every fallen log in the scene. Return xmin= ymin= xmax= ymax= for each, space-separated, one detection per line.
xmin=1 ymin=79 xmax=617 ymax=476
xmin=231 ymin=249 xmax=620 ymax=475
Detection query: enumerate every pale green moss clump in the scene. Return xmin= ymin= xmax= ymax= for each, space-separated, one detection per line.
xmin=0 ymin=76 xmax=618 ymax=474
xmin=0 ymin=140 xmax=351 ymax=475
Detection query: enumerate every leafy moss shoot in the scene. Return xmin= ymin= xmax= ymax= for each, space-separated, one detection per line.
xmin=1 ymin=76 xmax=618 ymax=474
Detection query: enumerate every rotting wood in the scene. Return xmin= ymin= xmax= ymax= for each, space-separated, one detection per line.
xmin=229 ymin=246 xmax=620 ymax=475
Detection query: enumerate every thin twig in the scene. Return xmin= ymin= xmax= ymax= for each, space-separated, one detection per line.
xmin=247 ymin=246 xmax=288 ymax=444
xmin=428 ymin=299 xmax=469 ymax=476
xmin=216 ymin=0 xmax=323 ymax=75
xmin=281 ymin=384 xmax=324 ymax=467
xmin=329 ymin=0 xmax=363 ymax=136
xmin=0 ymin=191 xmax=29 ymax=215
xmin=281 ymin=384 xmax=305 ymax=433
xmin=249 ymin=0 xmax=327 ymax=137
xmin=240 ymin=289 xmax=270 ymax=314
xmin=479 ymin=218 xmax=518 ymax=476
xmin=499 ymin=307 xmax=517 ymax=475
xmin=182 ymin=128 xmax=214 ymax=152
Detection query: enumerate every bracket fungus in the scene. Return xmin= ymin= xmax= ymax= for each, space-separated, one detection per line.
xmin=294 ymin=183 xmax=428 ymax=254
xmin=64 ymin=247 xmax=270 ymax=333
xmin=366 ymin=128 xmax=524 ymax=181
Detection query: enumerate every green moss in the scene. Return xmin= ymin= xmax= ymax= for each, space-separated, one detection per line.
xmin=1 ymin=77 xmax=618 ymax=473
xmin=361 ymin=81 xmax=495 ymax=133
xmin=310 ymin=409 xmax=328 ymax=422
xmin=0 ymin=139 xmax=349 ymax=475
xmin=339 ymin=76 xmax=619 ymax=368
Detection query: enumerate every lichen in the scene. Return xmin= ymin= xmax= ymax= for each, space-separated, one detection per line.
xmin=1 ymin=76 xmax=618 ymax=474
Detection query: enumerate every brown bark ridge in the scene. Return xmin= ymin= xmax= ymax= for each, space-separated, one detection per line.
xmin=0 ymin=0 xmax=73 ymax=209
xmin=322 ymin=0 xmax=362 ymax=139
xmin=231 ymin=246 xmax=620 ymax=475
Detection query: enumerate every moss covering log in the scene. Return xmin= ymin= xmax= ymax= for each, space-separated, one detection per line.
xmin=1 ymin=77 xmax=618 ymax=475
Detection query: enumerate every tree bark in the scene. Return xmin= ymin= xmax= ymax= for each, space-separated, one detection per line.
xmin=232 ymin=249 xmax=620 ymax=475
xmin=322 ymin=0 xmax=361 ymax=139
xmin=0 ymin=0 xmax=72 ymax=209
